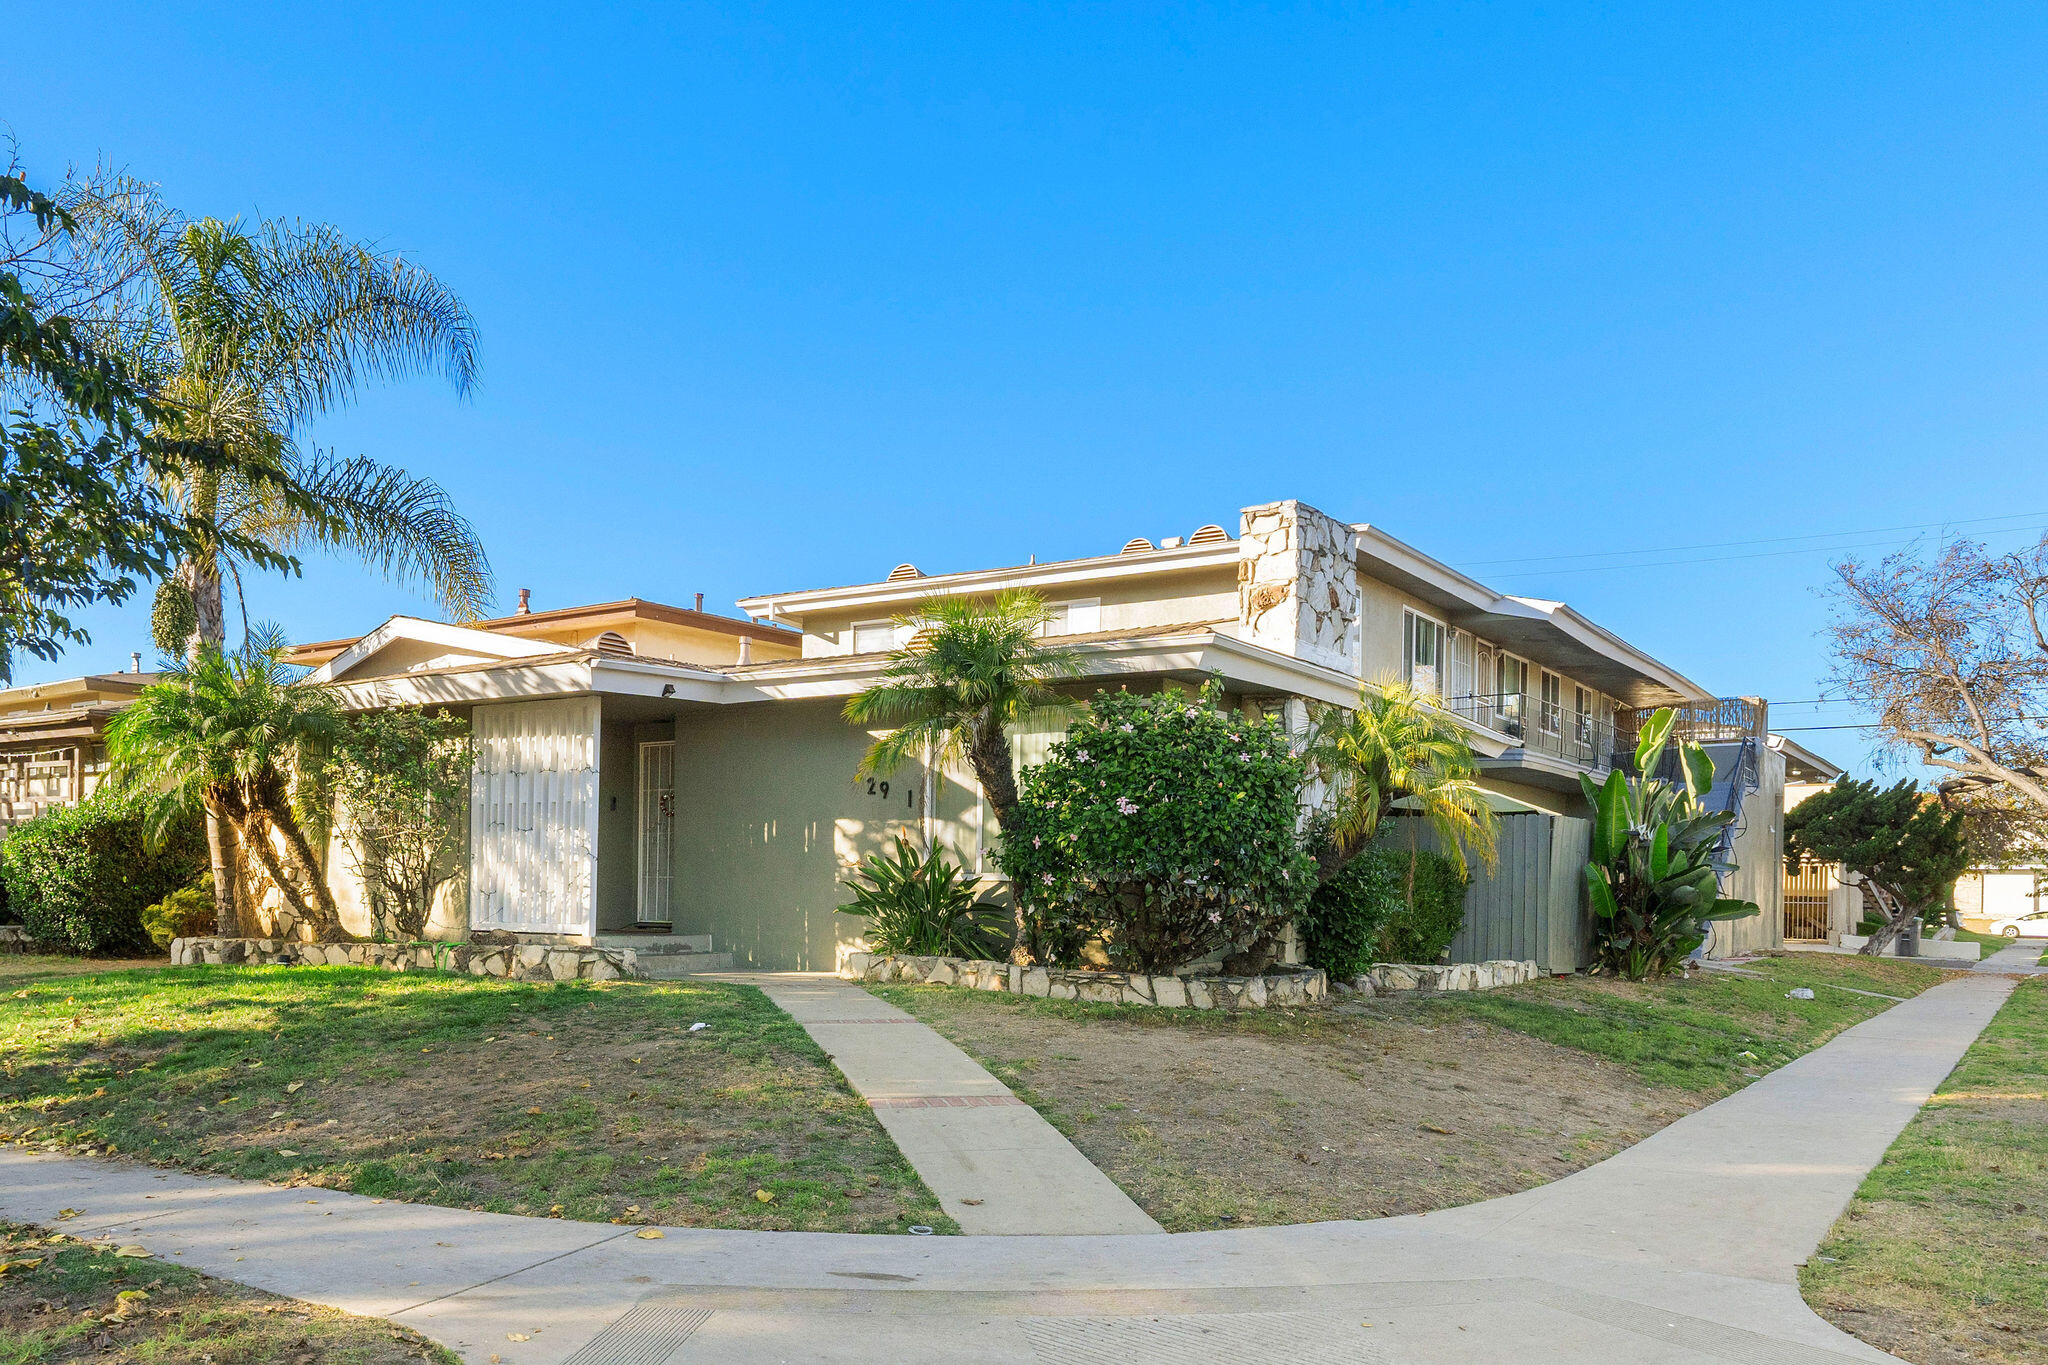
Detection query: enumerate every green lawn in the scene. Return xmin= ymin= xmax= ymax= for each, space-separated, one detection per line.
xmin=0 ymin=1218 xmax=455 ymax=1365
xmin=1802 ymin=977 xmax=2047 ymax=1363
xmin=1424 ymin=952 xmax=1956 ymax=1096
xmin=0 ymin=962 xmax=953 ymax=1234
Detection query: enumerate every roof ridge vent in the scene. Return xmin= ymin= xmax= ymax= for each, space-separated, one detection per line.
xmin=595 ymin=630 xmax=634 ymax=658
xmin=1119 ymin=537 xmax=1155 ymax=555
xmin=886 ymin=563 xmax=924 ymax=581
xmin=1188 ymin=523 xmax=1232 ymax=544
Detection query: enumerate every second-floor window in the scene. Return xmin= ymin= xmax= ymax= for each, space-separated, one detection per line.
xmin=1037 ymin=599 xmax=1099 ymax=638
xmin=1540 ymin=672 xmax=1562 ymax=733
xmin=851 ymin=620 xmax=898 ymax=653
xmin=1403 ymin=610 xmax=1444 ymax=697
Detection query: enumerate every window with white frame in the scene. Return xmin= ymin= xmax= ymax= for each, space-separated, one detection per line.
xmin=1496 ymin=653 xmax=1528 ymax=736
xmin=851 ymin=620 xmax=899 ymax=653
xmin=1403 ymin=609 xmax=1445 ymax=697
xmin=1038 ymin=599 xmax=1100 ymax=638
xmin=1575 ymin=685 xmax=1594 ymax=744
xmin=1540 ymin=671 xmax=1562 ymax=733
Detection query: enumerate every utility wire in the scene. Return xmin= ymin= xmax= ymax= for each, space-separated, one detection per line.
xmin=1482 ymin=523 xmax=2048 ymax=579
xmin=1458 ymin=509 xmax=2048 ymax=571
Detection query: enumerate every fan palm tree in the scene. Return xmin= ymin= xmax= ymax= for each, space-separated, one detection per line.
xmin=1306 ymin=680 xmax=1500 ymax=884
xmin=844 ymin=590 xmax=1079 ymax=962
xmin=105 ymin=630 xmax=345 ymax=940
xmin=61 ymin=180 xmax=493 ymax=648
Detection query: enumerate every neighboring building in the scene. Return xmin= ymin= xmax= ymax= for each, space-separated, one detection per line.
xmin=1775 ymin=735 xmax=1859 ymax=946
xmin=257 ymin=498 xmax=1797 ymax=971
xmin=0 ymin=665 xmax=158 ymax=832
xmin=1955 ymin=866 xmax=2045 ymax=935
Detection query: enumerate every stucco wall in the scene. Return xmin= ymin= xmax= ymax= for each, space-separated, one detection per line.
xmin=670 ymin=699 xmax=931 ymax=970
xmin=1711 ymin=743 xmax=1786 ymax=956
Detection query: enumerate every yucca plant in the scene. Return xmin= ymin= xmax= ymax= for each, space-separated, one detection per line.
xmin=1580 ymin=707 xmax=1758 ymax=979
xmin=837 ymin=835 xmax=1007 ymax=960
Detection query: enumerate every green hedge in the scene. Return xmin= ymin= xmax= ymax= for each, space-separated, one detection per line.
xmin=0 ymin=793 xmax=207 ymax=955
xmin=1300 ymin=846 xmax=1471 ymax=979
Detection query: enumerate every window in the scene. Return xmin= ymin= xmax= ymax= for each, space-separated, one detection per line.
xmin=851 ymin=620 xmax=897 ymax=653
xmin=1575 ymin=685 xmax=1594 ymax=744
xmin=1540 ymin=672 xmax=1562 ymax=733
xmin=1403 ymin=610 xmax=1445 ymax=696
xmin=1038 ymin=599 xmax=1100 ymax=638
xmin=1496 ymin=653 xmax=1526 ymax=698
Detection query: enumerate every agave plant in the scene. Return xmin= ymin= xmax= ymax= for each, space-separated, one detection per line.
xmin=1580 ymin=707 xmax=1758 ymax=979
xmin=837 ymin=835 xmax=1008 ymax=960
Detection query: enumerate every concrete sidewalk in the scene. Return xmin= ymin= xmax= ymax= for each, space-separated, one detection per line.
xmin=725 ymin=972 xmax=1160 ymax=1235
xmin=0 ymin=973 xmax=2018 ymax=1364
xmin=1974 ymin=937 xmax=2048 ymax=974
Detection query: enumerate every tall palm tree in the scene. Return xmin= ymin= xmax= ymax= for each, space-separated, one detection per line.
xmin=105 ymin=631 xmax=346 ymax=940
xmin=63 ymin=178 xmax=491 ymax=931
xmin=844 ymin=590 xmax=1079 ymax=962
xmin=1306 ymin=680 xmax=1500 ymax=884
xmin=62 ymin=181 xmax=494 ymax=647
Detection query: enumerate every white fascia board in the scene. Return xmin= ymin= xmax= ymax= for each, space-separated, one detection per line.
xmin=1497 ymin=597 xmax=1714 ymax=701
xmin=306 ymin=615 xmax=563 ymax=684
xmin=1352 ymin=524 xmax=1504 ymax=614
xmin=737 ymin=542 xmax=1238 ymax=624
xmin=322 ymin=658 xmax=597 ymax=712
xmin=588 ymin=657 xmax=731 ymax=703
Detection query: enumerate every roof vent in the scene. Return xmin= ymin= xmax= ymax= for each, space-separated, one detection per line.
xmin=886 ymin=563 xmax=924 ymax=582
xmin=1120 ymin=537 xmax=1155 ymax=555
xmin=1159 ymin=536 xmax=1184 ymax=549
xmin=1188 ymin=524 xmax=1232 ymax=544
xmin=595 ymin=631 xmax=634 ymax=658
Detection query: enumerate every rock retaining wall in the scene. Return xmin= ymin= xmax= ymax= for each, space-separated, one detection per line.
xmin=169 ymin=936 xmax=637 ymax=981
xmin=1358 ymin=960 xmax=1540 ymax=993
xmin=0 ymin=925 xmax=33 ymax=954
xmin=842 ymin=951 xmax=1325 ymax=1010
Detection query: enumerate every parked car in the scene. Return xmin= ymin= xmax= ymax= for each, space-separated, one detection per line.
xmin=1983 ymin=907 xmax=2048 ymax=938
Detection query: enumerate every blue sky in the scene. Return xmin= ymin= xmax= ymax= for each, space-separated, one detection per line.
xmin=13 ymin=3 xmax=2048 ymax=776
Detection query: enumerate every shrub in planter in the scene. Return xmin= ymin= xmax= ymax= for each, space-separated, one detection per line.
xmin=142 ymin=879 xmax=217 ymax=949
xmin=1000 ymin=681 xmax=1317 ymax=972
xmin=839 ymin=835 xmax=1007 ymax=959
xmin=0 ymin=793 xmax=206 ymax=954
xmin=1377 ymin=849 xmax=1470 ymax=963
xmin=1301 ymin=847 xmax=1402 ymax=980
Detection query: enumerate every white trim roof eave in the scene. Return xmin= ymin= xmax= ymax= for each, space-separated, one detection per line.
xmin=1351 ymin=523 xmax=1712 ymax=705
xmin=736 ymin=541 xmax=1238 ymax=623
xmin=306 ymin=615 xmax=567 ymax=684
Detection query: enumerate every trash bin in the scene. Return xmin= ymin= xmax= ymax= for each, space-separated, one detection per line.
xmin=1896 ymin=917 xmax=1922 ymax=957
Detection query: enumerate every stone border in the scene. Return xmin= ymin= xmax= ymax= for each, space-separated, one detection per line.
xmin=0 ymin=925 xmax=34 ymax=955
xmin=1348 ymin=960 xmax=1541 ymax=994
xmin=169 ymin=936 xmax=638 ymax=982
xmin=841 ymin=951 xmax=1325 ymax=1010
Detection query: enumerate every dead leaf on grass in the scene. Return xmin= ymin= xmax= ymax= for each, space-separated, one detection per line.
xmin=1421 ymin=1125 xmax=1456 ymax=1135
xmin=286 ymin=1082 xmax=304 ymax=1093
xmin=114 ymin=1246 xmax=149 ymax=1258
xmin=754 ymin=1189 xmax=775 ymax=1203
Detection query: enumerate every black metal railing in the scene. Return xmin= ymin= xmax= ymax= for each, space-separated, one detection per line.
xmin=1446 ymin=692 xmax=1616 ymax=770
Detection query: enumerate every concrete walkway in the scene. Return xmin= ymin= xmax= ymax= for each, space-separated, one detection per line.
xmin=1973 ymin=936 xmax=2048 ymax=974
xmin=0 ymin=973 xmax=2018 ymax=1364
xmin=717 ymin=972 xmax=1159 ymax=1235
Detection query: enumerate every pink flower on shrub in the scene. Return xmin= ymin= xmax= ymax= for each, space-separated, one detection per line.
xmin=1115 ymin=796 xmax=1140 ymax=815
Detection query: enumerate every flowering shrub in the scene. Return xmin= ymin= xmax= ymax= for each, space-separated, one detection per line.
xmin=999 ymin=681 xmax=1316 ymax=972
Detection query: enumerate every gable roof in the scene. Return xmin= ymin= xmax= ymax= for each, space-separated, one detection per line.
xmin=303 ymin=617 xmax=567 ymax=684
xmin=288 ymin=597 xmax=797 ymax=667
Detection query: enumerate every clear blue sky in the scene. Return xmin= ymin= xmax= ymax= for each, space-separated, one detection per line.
xmin=14 ymin=3 xmax=2048 ymax=777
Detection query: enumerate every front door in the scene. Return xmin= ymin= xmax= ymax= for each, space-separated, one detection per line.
xmin=637 ymin=741 xmax=675 ymax=925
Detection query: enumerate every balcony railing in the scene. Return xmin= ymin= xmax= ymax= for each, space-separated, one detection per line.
xmin=1446 ymin=692 xmax=1617 ymax=771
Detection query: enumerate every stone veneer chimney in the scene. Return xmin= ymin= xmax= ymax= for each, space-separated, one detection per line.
xmin=1236 ymin=500 xmax=1361 ymax=674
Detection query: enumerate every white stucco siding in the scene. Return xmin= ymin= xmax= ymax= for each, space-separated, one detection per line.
xmin=470 ymin=697 xmax=602 ymax=936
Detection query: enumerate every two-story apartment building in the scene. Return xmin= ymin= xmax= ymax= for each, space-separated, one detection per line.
xmin=260 ymin=498 xmax=1788 ymax=970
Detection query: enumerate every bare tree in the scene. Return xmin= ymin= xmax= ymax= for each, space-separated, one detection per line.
xmin=1829 ymin=537 xmax=2048 ymax=832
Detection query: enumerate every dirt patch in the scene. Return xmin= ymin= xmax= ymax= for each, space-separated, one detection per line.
xmin=876 ymin=985 xmax=1699 ymax=1230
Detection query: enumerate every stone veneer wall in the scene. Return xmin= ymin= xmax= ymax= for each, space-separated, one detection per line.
xmin=1237 ymin=499 xmax=1362 ymax=675
xmin=1358 ymin=960 xmax=1541 ymax=993
xmin=843 ymin=951 xmax=1325 ymax=1010
xmin=169 ymin=936 xmax=638 ymax=981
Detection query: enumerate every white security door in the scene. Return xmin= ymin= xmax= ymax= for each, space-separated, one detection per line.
xmin=637 ymin=741 xmax=675 ymax=924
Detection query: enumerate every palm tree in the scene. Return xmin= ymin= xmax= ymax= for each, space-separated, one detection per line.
xmin=105 ymin=631 xmax=345 ymax=940
xmin=62 ymin=182 xmax=494 ymax=647
xmin=1306 ymin=680 xmax=1500 ymax=884
xmin=844 ymin=590 xmax=1079 ymax=962
xmin=63 ymin=179 xmax=490 ymax=931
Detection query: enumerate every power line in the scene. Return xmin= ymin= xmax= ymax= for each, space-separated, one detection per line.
xmin=1457 ymin=509 xmax=2048 ymax=571
xmin=1484 ymin=523 xmax=2048 ymax=579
